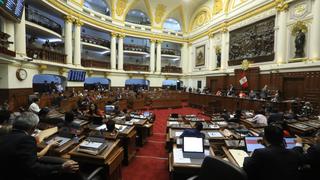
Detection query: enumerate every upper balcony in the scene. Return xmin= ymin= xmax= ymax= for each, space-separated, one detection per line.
xmin=0 ymin=31 xmax=15 ymax=57
xmin=25 ymin=7 xmax=62 ymax=35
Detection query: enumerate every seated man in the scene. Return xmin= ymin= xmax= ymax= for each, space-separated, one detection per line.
xmin=294 ymin=130 xmax=320 ymax=179
xmin=180 ymin=122 xmax=205 ymax=138
xmin=248 ymin=90 xmax=256 ymax=99
xmin=267 ymin=108 xmax=283 ymax=125
xmin=58 ymin=112 xmax=77 ymax=137
xmin=29 ymin=98 xmax=41 ymax=114
xmin=243 ymin=125 xmax=302 ymax=180
xmin=106 ymin=119 xmax=116 ymax=134
xmin=249 ymin=110 xmax=268 ymax=126
xmin=0 ymin=112 xmax=80 ymax=180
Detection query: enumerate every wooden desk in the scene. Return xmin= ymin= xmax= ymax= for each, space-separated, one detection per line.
xmin=169 ymin=145 xmax=214 ymax=180
xmin=188 ymin=93 xmax=290 ymax=112
xmin=69 ymin=139 xmax=124 ymax=180
xmin=117 ymin=125 xmax=137 ymax=165
xmin=287 ymin=122 xmax=316 ymax=135
xmin=240 ymin=119 xmax=267 ymax=128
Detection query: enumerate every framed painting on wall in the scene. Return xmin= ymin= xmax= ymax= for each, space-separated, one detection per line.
xmin=195 ymin=45 xmax=205 ymax=67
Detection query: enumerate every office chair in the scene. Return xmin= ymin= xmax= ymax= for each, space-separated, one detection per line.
xmin=188 ymin=156 xmax=247 ymax=180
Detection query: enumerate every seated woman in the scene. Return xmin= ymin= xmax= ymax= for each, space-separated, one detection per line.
xmin=249 ymin=109 xmax=268 ymax=126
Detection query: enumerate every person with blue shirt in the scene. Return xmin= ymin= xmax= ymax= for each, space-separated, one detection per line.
xmin=180 ymin=121 xmax=205 ymax=138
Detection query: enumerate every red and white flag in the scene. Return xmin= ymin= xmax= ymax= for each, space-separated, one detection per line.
xmin=239 ymin=72 xmax=248 ymax=88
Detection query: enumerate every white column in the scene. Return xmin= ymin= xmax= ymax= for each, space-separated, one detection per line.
xmin=310 ymin=0 xmax=320 ymax=61
xmin=188 ymin=44 xmax=193 ymax=73
xmin=73 ymin=19 xmax=83 ymax=66
xmin=15 ymin=7 xmax=26 ymax=57
xmin=64 ymin=16 xmax=73 ymax=64
xmin=208 ymin=34 xmax=217 ymax=70
xmin=149 ymin=39 xmax=156 ymax=72
xmin=181 ymin=42 xmax=188 ymax=74
xmin=275 ymin=4 xmax=288 ymax=64
xmin=6 ymin=20 xmax=15 ymax=51
xmin=221 ymin=30 xmax=229 ymax=70
xmin=111 ymin=32 xmax=117 ymax=70
xmin=118 ymin=34 xmax=124 ymax=70
xmin=156 ymin=41 xmax=162 ymax=73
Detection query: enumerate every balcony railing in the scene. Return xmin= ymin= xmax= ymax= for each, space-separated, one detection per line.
xmin=81 ymin=59 xmax=110 ymax=69
xmin=25 ymin=7 xmax=62 ymax=34
xmin=0 ymin=31 xmax=15 ymax=57
xmin=161 ymin=66 xmax=182 ymax=73
xmin=124 ymin=44 xmax=149 ymax=53
xmin=124 ymin=64 xmax=149 ymax=72
xmin=81 ymin=34 xmax=110 ymax=48
xmin=27 ymin=47 xmax=66 ymax=64
xmin=161 ymin=48 xmax=181 ymax=56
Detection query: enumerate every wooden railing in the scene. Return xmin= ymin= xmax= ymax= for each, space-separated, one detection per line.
xmin=27 ymin=47 xmax=66 ymax=64
xmin=25 ymin=7 xmax=62 ymax=34
xmin=81 ymin=34 xmax=110 ymax=48
xmin=124 ymin=64 xmax=149 ymax=72
xmin=81 ymin=59 xmax=111 ymax=69
xmin=124 ymin=44 xmax=149 ymax=53
xmin=161 ymin=66 xmax=182 ymax=73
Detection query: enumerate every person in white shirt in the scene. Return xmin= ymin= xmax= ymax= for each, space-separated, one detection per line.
xmin=250 ymin=110 xmax=268 ymax=126
xmin=28 ymin=98 xmax=41 ymax=114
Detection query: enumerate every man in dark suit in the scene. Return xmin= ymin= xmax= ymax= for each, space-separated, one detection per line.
xmin=294 ymin=130 xmax=320 ymax=179
xmin=180 ymin=121 xmax=205 ymax=138
xmin=243 ymin=125 xmax=302 ymax=180
xmin=267 ymin=108 xmax=284 ymax=125
xmin=0 ymin=112 xmax=80 ymax=180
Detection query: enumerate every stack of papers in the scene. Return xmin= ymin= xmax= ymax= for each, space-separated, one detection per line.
xmin=173 ymin=148 xmax=191 ymax=163
xmin=46 ymin=136 xmax=71 ymax=146
xmin=95 ymin=124 xmax=106 ymax=131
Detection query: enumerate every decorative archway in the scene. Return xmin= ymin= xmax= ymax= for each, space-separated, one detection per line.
xmin=32 ymin=74 xmax=66 ymax=93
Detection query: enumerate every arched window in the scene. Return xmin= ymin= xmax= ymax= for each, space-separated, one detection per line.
xmin=84 ymin=0 xmax=111 ymax=16
xmin=163 ymin=18 xmax=181 ymax=32
xmin=84 ymin=77 xmax=111 ymax=90
xmin=32 ymin=74 xmax=66 ymax=93
xmin=125 ymin=9 xmax=150 ymax=25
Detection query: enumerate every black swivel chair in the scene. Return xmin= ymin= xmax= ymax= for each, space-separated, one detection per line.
xmin=189 ymin=156 xmax=247 ymax=180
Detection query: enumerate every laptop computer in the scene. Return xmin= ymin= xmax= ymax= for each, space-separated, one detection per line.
xmin=245 ymin=136 xmax=296 ymax=152
xmin=182 ymin=137 xmax=205 ymax=159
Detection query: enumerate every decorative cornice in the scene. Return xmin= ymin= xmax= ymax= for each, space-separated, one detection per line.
xmin=150 ymin=39 xmax=157 ymax=43
xmin=111 ymin=32 xmax=118 ymax=37
xmin=38 ymin=64 xmax=48 ymax=73
xmin=118 ymin=33 xmax=126 ymax=38
xmin=221 ymin=22 xmax=229 ymax=33
xmin=156 ymin=40 xmax=163 ymax=44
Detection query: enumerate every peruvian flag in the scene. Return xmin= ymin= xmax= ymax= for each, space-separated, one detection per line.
xmin=239 ymin=71 xmax=248 ymax=88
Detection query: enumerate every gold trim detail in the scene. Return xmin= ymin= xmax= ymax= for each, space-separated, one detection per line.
xmin=155 ymin=4 xmax=166 ymax=24
xmin=38 ymin=64 xmax=48 ymax=73
xmin=291 ymin=21 xmax=308 ymax=35
xmin=150 ymin=39 xmax=157 ymax=43
xmin=59 ymin=68 xmax=68 ymax=75
xmin=64 ymin=15 xmax=74 ymax=23
xmin=116 ymin=0 xmax=128 ymax=17
xmin=213 ymin=0 xmax=223 ymax=15
xmin=118 ymin=33 xmax=126 ymax=38
xmin=74 ymin=18 xmax=84 ymax=26
xmin=70 ymin=0 xmax=83 ymax=7
xmin=275 ymin=0 xmax=288 ymax=12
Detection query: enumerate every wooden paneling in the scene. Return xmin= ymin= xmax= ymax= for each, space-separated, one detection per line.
xmin=206 ymin=70 xmax=320 ymax=111
xmin=0 ymin=88 xmax=34 ymax=111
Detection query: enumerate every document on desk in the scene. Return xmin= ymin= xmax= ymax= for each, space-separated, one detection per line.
xmin=169 ymin=121 xmax=179 ymax=125
xmin=115 ymin=124 xmax=127 ymax=132
xmin=80 ymin=140 xmax=103 ymax=149
xmin=208 ymin=131 xmax=224 ymax=138
xmin=173 ymin=148 xmax=191 ymax=163
xmin=229 ymin=149 xmax=249 ymax=167
xmin=46 ymin=136 xmax=71 ymax=146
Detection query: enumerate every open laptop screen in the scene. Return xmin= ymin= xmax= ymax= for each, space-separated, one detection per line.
xmin=183 ymin=137 xmax=204 ymax=153
xmin=245 ymin=137 xmax=296 ymax=152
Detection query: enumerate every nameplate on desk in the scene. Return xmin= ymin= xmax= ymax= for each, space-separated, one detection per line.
xmin=208 ymin=131 xmax=224 ymax=138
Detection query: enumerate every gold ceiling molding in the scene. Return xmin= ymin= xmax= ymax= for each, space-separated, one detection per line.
xmin=70 ymin=0 xmax=84 ymax=7
xmin=74 ymin=18 xmax=84 ymax=26
xmin=213 ymin=0 xmax=223 ymax=15
xmin=190 ymin=6 xmax=212 ymax=31
xmin=116 ymin=0 xmax=128 ymax=16
xmin=121 ymin=0 xmax=141 ymax=22
xmin=64 ymin=15 xmax=74 ymax=23
xmin=155 ymin=4 xmax=166 ymax=24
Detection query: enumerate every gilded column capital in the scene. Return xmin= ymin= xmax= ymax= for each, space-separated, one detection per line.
xmin=156 ymin=40 xmax=163 ymax=44
xmin=208 ymin=32 xmax=215 ymax=38
xmin=74 ymin=18 xmax=84 ymax=26
xmin=118 ymin=33 xmax=126 ymax=39
xmin=64 ymin=15 xmax=74 ymax=23
xmin=111 ymin=32 xmax=118 ymax=37
xmin=150 ymin=39 xmax=157 ymax=43
xmin=221 ymin=22 xmax=229 ymax=33
xmin=275 ymin=0 xmax=289 ymax=12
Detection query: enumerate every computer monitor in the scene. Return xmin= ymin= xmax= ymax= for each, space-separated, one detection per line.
xmin=143 ymin=112 xmax=150 ymax=117
xmin=245 ymin=137 xmax=264 ymax=152
xmin=245 ymin=136 xmax=296 ymax=152
xmin=183 ymin=137 xmax=204 ymax=153
xmin=104 ymin=105 xmax=115 ymax=113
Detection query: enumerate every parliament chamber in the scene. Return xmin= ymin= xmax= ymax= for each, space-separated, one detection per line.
xmin=0 ymin=0 xmax=320 ymax=180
